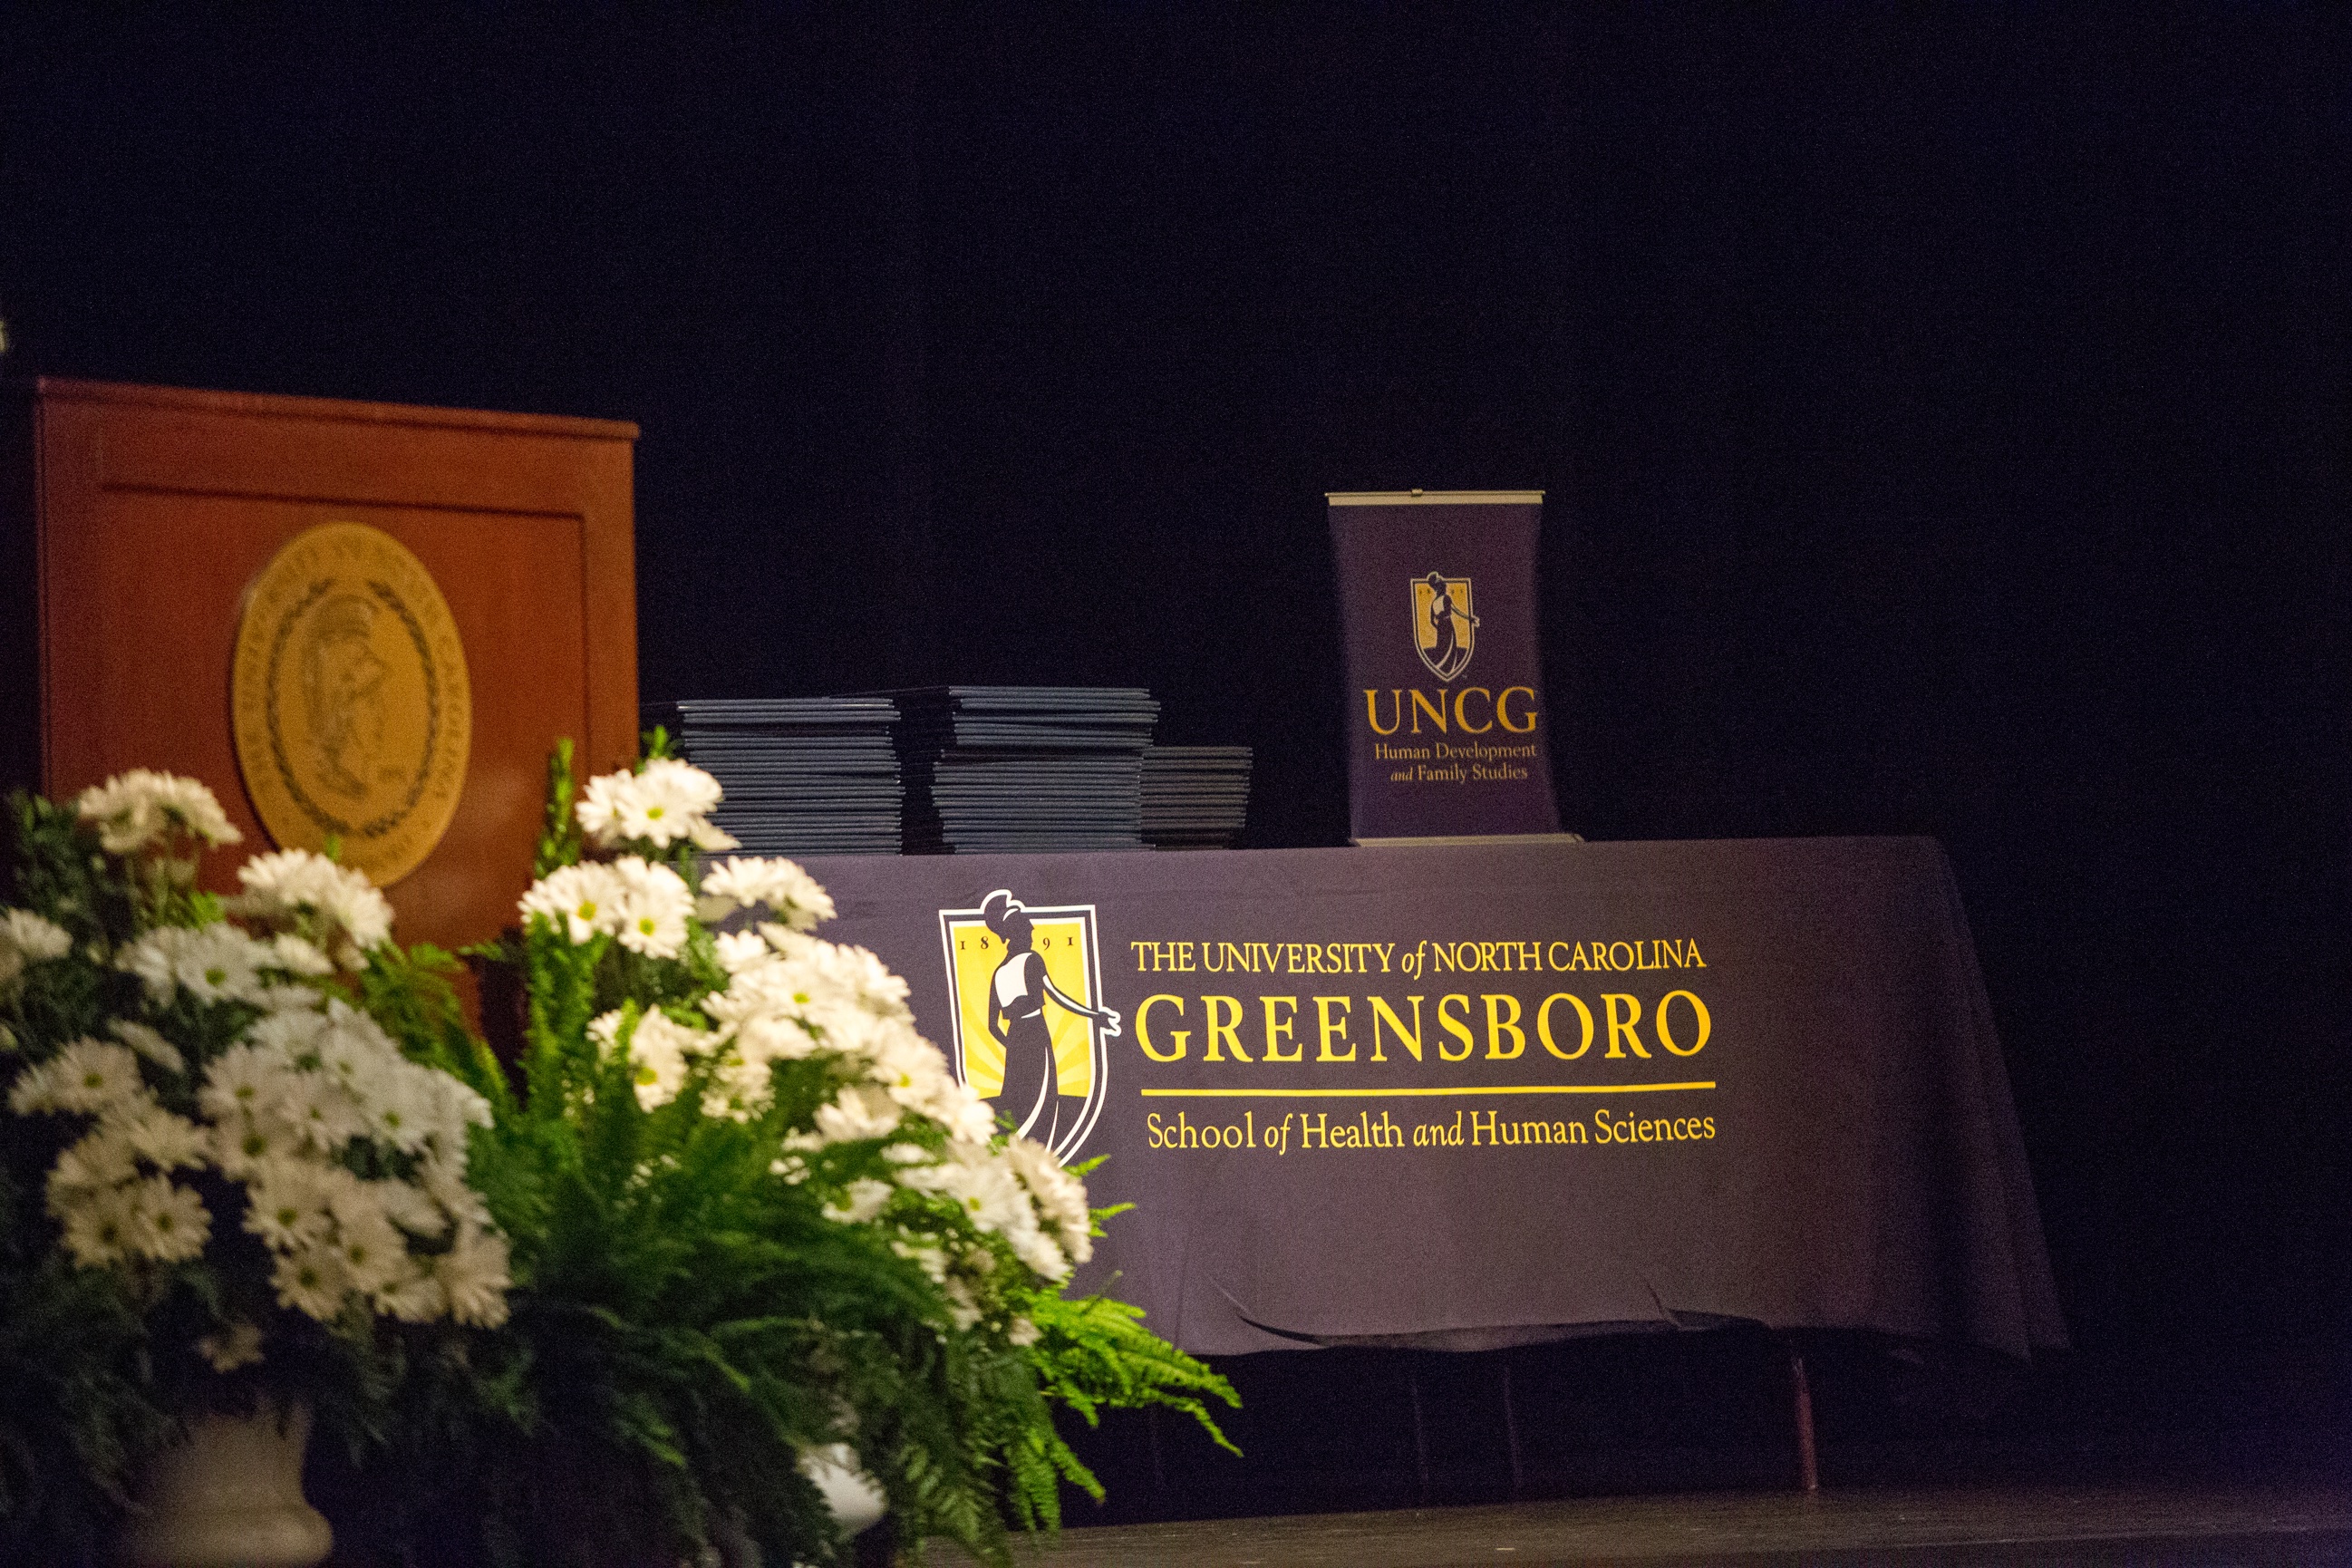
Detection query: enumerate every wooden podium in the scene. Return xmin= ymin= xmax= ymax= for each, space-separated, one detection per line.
xmin=0 ymin=378 xmax=640 ymax=953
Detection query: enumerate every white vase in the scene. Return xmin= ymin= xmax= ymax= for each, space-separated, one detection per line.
xmin=800 ymin=1443 xmax=887 ymax=1538
xmin=116 ymin=1404 xmax=333 ymax=1568
xmin=715 ymin=1447 xmax=887 ymax=1568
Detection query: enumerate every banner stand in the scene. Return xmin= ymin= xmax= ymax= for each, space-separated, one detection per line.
xmin=1328 ymin=490 xmax=1565 ymax=845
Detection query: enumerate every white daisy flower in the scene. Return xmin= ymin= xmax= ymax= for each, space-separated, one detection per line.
xmin=127 ymin=1176 xmax=210 ymax=1263
xmin=427 ymin=1069 xmax=492 ymax=1132
xmin=74 ymin=769 xmax=241 ymax=855
xmin=117 ymin=925 xmax=275 ymax=1007
xmin=54 ymin=1181 xmax=139 ymax=1267
xmin=252 ymin=982 xmax=325 ymax=1015
xmin=899 ymin=1142 xmax=1029 ymax=1238
xmin=267 ymin=934 xmax=336 ymax=978
xmin=213 ymin=1113 xmax=288 ymax=1180
xmin=609 ymin=857 xmax=692 ymax=961
xmin=1002 ymin=1136 xmax=1094 ymax=1263
xmin=200 ymin=1040 xmax=300 ymax=1125
xmin=812 ymin=1084 xmax=903 ymax=1145
xmin=586 ymin=1009 xmax=626 ymax=1054
xmin=373 ymin=1263 xmax=449 ymax=1324
xmin=575 ymin=759 xmax=727 ymax=850
xmin=697 ymin=857 xmax=836 ymax=931
xmin=372 ymin=1178 xmax=449 ymax=1238
xmin=435 ymin=1224 xmax=512 ymax=1328
xmin=109 ymin=1020 xmax=187 ymax=1076
xmin=0 ymin=908 xmax=74 ymax=989
xmin=333 ymin=1206 xmax=411 ymax=1297
xmin=280 ymin=1071 xmax=368 ymax=1150
xmin=420 ymin=1160 xmax=493 ymax=1232
xmin=230 ymin=848 xmax=394 ymax=963
xmin=315 ymin=1002 xmax=396 ymax=1079
xmin=518 ymin=862 xmax=624 ymax=944
xmin=242 ymin=1163 xmax=337 ymax=1252
xmin=272 ymin=1243 xmax=353 ymax=1321
xmin=366 ymin=1076 xmax=439 ymax=1155
xmin=822 ymin=1178 xmax=895 ymax=1225
xmin=49 ymin=1125 xmax=140 ymax=1191
xmin=15 ymin=1038 xmax=148 ymax=1116
xmin=621 ymin=1009 xmax=708 ymax=1112
xmin=711 ymin=929 xmax=769 ymax=973
xmin=1005 ymin=1222 xmax=1070 ymax=1282
xmin=115 ymin=1102 xmax=209 ymax=1171
xmin=571 ymin=769 xmax=636 ymax=847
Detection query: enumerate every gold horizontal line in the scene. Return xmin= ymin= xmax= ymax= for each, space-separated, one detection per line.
xmin=1137 ymin=1083 xmax=1714 ymax=1099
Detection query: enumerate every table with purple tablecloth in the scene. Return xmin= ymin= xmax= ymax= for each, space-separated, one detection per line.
xmin=802 ymin=837 xmax=2066 ymax=1360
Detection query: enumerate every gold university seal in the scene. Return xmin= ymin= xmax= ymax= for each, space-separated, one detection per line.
xmin=231 ymin=523 xmax=471 ymax=886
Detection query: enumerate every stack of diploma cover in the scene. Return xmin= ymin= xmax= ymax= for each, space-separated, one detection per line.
xmin=886 ymin=686 xmax=1160 ymax=854
xmin=1328 ymin=491 xmax=1573 ymax=845
xmin=649 ymin=697 xmax=905 ymax=856
xmin=1139 ymin=745 xmax=1253 ymax=849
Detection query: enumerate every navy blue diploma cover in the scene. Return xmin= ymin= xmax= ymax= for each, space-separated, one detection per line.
xmin=1328 ymin=491 xmax=1563 ymax=843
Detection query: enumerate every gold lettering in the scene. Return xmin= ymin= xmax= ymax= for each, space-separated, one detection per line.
xmin=1484 ymin=993 xmax=1526 ymax=1060
xmin=1263 ymin=996 xmax=1302 ymax=1061
xmin=1314 ymin=996 xmax=1355 ymax=1061
xmin=1656 ymin=990 xmax=1711 ymax=1057
xmin=1408 ymin=689 xmax=1449 ymax=735
xmin=1365 ymin=689 xmax=1403 ymax=735
xmin=1454 ymin=686 xmax=1494 ymax=733
xmin=1203 ymin=994 xmax=1250 ymax=1061
xmin=1538 ymin=992 xmax=1594 ymax=1060
xmin=1370 ymin=995 xmax=1424 ymax=1062
xmin=1437 ymin=994 xmax=1476 ymax=1061
xmin=1602 ymin=993 xmax=1651 ymax=1059
xmin=1135 ymin=994 xmax=1188 ymax=1061
xmin=1496 ymin=686 xmax=1538 ymax=732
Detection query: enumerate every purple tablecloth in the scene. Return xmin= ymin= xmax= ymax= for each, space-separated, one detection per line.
xmin=801 ymin=837 xmax=2066 ymax=1359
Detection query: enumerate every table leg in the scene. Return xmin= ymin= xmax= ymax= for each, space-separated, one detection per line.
xmin=1500 ymin=1359 xmax=1524 ymax=1499
xmin=1786 ymin=1341 xmax=1821 ymax=1495
xmin=1407 ymin=1362 xmax=1431 ymax=1505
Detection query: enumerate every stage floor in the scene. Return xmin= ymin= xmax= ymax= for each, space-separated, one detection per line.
xmin=925 ymin=1485 xmax=2352 ymax=1566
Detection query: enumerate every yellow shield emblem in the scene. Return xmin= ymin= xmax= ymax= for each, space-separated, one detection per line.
xmin=1411 ymin=571 xmax=1478 ymax=682
xmin=937 ymin=890 xmax=1113 ymax=1160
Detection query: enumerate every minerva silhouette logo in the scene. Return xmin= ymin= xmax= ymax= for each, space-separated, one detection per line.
xmin=936 ymin=890 xmax=1121 ymax=1161
xmin=1411 ymin=571 xmax=1479 ymax=682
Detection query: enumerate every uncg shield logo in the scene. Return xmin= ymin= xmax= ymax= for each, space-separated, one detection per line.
xmin=1411 ymin=571 xmax=1478 ymax=682
xmin=936 ymin=890 xmax=1119 ymax=1161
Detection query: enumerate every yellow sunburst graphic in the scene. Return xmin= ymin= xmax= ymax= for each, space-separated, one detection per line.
xmin=943 ymin=914 xmax=1098 ymax=1099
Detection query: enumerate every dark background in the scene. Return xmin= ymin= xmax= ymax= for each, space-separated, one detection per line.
xmin=4 ymin=3 xmax=2347 ymax=1517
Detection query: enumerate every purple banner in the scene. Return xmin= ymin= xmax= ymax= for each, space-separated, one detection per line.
xmin=1329 ymin=492 xmax=1562 ymax=843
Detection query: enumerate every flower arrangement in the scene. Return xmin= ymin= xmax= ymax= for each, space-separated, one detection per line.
xmin=345 ymin=740 xmax=1234 ymax=1567
xmin=0 ymin=772 xmax=508 ymax=1559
